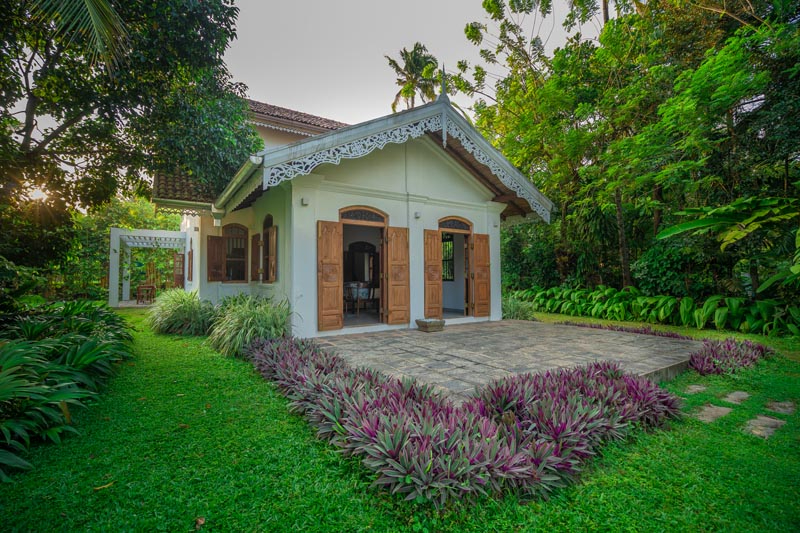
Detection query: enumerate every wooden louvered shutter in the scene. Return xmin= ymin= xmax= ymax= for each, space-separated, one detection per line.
xmin=386 ymin=226 xmax=410 ymax=325
xmin=173 ymin=252 xmax=185 ymax=289
xmin=317 ymin=220 xmax=343 ymax=331
xmin=266 ymin=225 xmax=277 ymax=283
xmin=424 ymin=230 xmax=443 ymax=319
xmin=187 ymin=249 xmax=193 ymax=282
xmin=207 ymin=235 xmax=224 ymax=282
xmin=472 ymin=233 xmax=490 ymax=317
xmin=251 ymin=233 xmax=261 ymax=281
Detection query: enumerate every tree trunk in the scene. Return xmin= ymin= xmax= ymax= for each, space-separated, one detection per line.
xmin=749 ymin=259 xmax=760 ymax=300
xmin=602 ymin=0 xmax=609 ymax=24
xmin=653 ymin=183 xmax=663 ymax=237
xmin=615 ymin=187 xmax=633 ymax=287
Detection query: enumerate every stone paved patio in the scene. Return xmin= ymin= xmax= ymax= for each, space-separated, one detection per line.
xmin=317 ymin=320 xmax=703 ymax=402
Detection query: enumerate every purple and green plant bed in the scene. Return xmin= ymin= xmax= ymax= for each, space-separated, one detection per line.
xmin=557 ymin=321 xmax=774 ymax=376
xmin=557 ymin=321 xmax=694 ymax=340
xmin=247 ymin=337 xmax=681 ymax=508
xmin=689 ymin=339 xmax=774 ymax=375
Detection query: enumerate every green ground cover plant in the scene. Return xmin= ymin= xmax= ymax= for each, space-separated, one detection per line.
xmin=1 ymin=309 xmax=798 ymax=531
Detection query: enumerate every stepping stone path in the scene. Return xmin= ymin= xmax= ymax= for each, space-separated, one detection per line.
xmin=745 ymin=416 xmax=786 ymax=439
xmin=767 ymin=401 xmax=796 ymax=415
xmin=723 ymin=391 xmax=750 ymax=404
xmin=685 ymin=385 xmax=707 ymax=394
xmin=687 ymin=385 xmax=794 ymax=439
xmin=695 ymin=404 xmax=732 ymax=423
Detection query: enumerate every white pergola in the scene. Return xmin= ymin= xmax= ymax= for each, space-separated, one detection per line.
xmin=108 ymin=227 xmax=188 ymax=307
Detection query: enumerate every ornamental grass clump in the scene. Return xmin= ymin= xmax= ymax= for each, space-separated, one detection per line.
xmin=502 ymin=296 xmax=538 ymax=321
xmin=246 ymin=338 xmax=681 ymax=508
xmin=209 ymin=296 xmax=290 ymax=357
xmin=689 ymin=338 xmax=773 ymax=375
xmin=147 ymin=289 xmax=215 ymax=336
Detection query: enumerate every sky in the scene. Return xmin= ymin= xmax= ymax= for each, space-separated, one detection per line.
xmin=224 ymin=0 xmax=604 ymax=125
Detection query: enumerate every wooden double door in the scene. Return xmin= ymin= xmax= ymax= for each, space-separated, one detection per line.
xmin=317 ymin=221 xmax=409 ymax=331
xmin=423 ymin=229 xmax=490 ymax=319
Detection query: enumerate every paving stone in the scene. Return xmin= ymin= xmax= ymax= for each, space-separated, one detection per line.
xmin=695 ymin=404 xmax=732 ymax=423
xmin=767 ymin=401 xmax=796 ymax=415
xmin=685 ymin=385 xmax=707 ymax=394
xmin=321 ymin=321 xmax=701 ymax=401
xmin=745 ymin=415 xmax=785 ymax=438
xmin=723 ymin=391 xmax=750 ymax=404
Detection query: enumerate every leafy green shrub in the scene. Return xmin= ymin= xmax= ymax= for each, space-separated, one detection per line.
xmin=0 ymin=300 xmax=133 ymax=481
xmin=208 ymin=295 xmax=290 ymax=357
xmin=0 ymin=256 xmax=43 ymax=317
xmin=147 ymin=289 xmax=215 ymax=336
xmin=514 ymin=285 xmax=800 ymax=336
xmin=502 ymin=296 xmax=537 ymax=321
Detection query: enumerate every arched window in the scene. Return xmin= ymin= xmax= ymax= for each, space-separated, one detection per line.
xmin=207 ymin=223 xmax=248 ymax=282
xmin=262 ymin=215 xmax=277 ymax=283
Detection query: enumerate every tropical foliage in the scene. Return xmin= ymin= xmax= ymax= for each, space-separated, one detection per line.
xmin=0 ymin=300 xmax=132 ymax=481
xmin=0 ymin=0 xmax=262 ymax=268
xmin=449 ymin=0 xmax=798 ymax=320
xmin=51 ymin=197 xmax=181 ymax=300
xmin=512 ymin=285 xmax=800 ymax=336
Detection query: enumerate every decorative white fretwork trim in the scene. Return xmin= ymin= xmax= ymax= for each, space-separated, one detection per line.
xmin=443 ymin=121 xmax=551 ymax=223
xmin=266 ymin=115 xmax=442 ymax=186
xmin=264 ymin=112 xmax=551 ymax=222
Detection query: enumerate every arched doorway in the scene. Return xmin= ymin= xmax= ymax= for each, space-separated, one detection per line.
xmin=424 ymin=217 xmax=490 ymax=319
xmin=316 ymin=206 xmax=409 ymax=331
xmin=340 ymin=206 xmax=386 ymax=326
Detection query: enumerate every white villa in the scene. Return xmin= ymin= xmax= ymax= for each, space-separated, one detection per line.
xmin=109 ymin=92 xmax=553 ymax=338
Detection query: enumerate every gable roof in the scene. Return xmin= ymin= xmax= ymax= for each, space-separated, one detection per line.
xmin=247 ymin=99 xmax=349 ymax=135
xmin=152 ymin=100 xmax=347 ymax=214
xmin=217 ymin=96 xmax=553 ymax=222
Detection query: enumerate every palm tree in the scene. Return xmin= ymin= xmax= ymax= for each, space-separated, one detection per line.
xmin=31 ymin=0 xmax=129 ymax=71
xmin=385 ymin=42 xmax=438 ymax=112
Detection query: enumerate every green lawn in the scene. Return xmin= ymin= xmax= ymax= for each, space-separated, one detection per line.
xmin=2 ymin=309 xmax=798 ymax=531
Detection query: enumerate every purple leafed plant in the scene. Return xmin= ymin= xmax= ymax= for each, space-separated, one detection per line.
xmin=689 ymin=338 xmax=773 ymax=375
xmin=558 ymin=321 xmax=694 ymax=340
xmin=246 ymin=337 xmax=682 ymax=508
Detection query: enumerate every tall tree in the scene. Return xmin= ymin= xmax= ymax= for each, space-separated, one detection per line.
xmin=0 ymin=0 xmax=262 ymax=266
xmin=386 ymin=42 xmax=439 ymax=112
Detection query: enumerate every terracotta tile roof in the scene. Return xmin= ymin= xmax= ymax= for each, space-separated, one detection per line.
xmin=152 ymin=172 xmax=215 ymax=204
xmin=246 ymin=98 xmax=349 ymax=131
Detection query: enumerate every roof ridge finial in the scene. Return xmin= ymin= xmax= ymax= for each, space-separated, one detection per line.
xmin=437 ymin=66 xmax=449 ymax=102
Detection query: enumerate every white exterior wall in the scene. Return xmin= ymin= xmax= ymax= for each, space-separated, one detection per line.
xmin=288 ymin=137 xmax=505 ymax=338
xmin=190 ymin=136 xmax=505 ymax=337
xmin=192 ymin=183 xmax=292 ymax=305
